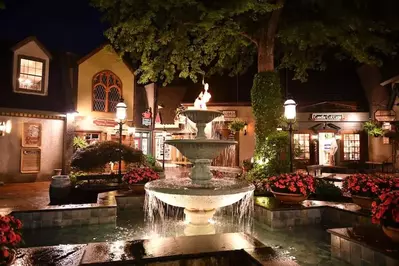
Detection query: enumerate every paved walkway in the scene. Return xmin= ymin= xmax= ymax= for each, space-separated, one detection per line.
xmin=0 ymin=181 xmax=51 ymax=215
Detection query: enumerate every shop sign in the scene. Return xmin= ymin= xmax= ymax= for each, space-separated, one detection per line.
xmin=311 ymin=113 xmax=344 ymax=121
xmin=222 ymin=110 xmax=237 ymax=121
xmin=375 ymin=110 xmax=396 ymax=122
xmin=142 ymin=109 xmax=152 ymax=126
xmin=93 ymin=119 xmax=118 ymax=127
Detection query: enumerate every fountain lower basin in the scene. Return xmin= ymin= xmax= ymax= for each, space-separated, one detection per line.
xmin=145 ymin=178 xmax=254 ymax=209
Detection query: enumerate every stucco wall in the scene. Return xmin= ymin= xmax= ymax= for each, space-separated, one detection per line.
xmin=0 ymin=116 xmax=64 ymax=183
xmin=13 ymin=40 xmax=50 ymax=95
xmin=77 ymin=47 xmax=135 ymax=127
xmin=204 ymin=106 xmax=256 ymax=164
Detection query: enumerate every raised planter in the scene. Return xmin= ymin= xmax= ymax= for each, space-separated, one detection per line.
xmin=351 ymin=195 xmax=374 ymax=210
xmin=271 ymin=191 xmax=307 ymax=204
xmin=382 ymin=226 xmax=399 ymax=243
xmin=3 ymin=250 xmax=16 ymax=266
xmin=129 ymin=184 xmax=146 ymax=194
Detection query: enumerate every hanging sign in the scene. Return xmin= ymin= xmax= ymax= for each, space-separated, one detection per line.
xmin=375 ymin=110 xmax=396 ymax=122
xmin=93 ymin=119 xmax=118 ymax=127
xmin=222 ymin=110 xmax=237 ymax=121
xmin=142 ymin=109 xmax=152 ymax=126
xmin=311 ymin=113 xmax=345 ymax=121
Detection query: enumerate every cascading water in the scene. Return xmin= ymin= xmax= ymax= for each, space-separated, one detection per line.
xmin=145 ymin=107 xmax=255 ymax=236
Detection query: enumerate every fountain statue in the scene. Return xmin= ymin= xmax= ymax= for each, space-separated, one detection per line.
xmin=145 ymin=83 xmax=255 ymax=236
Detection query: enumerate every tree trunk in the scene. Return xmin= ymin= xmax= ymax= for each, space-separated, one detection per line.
xmin=257 ymin=0 xmax=284 ymax=73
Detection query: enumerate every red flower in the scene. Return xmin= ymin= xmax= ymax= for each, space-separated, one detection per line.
xmin=266 ymin=173 xmax=316 ymax=196
xmin=371 ymin=191 xmax=399 ymax=226
xmin=0 ymin=215 xmax=22 ymax=263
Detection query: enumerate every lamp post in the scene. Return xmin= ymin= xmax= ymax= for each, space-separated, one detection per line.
xmin=284 ymin=98 xmax=297 ymax=173
xmin=162 ymin=128 xmax=167 ymax=170
xmin=116 ymin=98 xmax=127 ymax=182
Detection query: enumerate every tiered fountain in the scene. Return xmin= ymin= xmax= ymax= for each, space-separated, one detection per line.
xmin=145 ymin=84 xmax=255 ymax=236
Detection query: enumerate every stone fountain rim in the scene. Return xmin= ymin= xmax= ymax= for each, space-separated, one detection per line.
xmin=180 ymin=109 xmax=223 ymax=116
xmin=145 ymin=179 xmax=255 ymax=196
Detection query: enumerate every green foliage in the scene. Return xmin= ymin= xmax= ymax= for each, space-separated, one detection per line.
xmin=251 ymin=72 xmax=283 ymax=154
xmin=363 ymin=121 xmax=384 ymax=137
xmin=242 ymin=158 xmax=254 ymax=171
xmin=228 ymin=119 xmax=246 ymax=132
xmin=71 ymin=141 xmax=144 ymax=172
xmin=92 ymin=0 xmax=398 ymax=85
xmin=73 ymin=136 xmax=88 ymax=151
xmin=144 ymin=154 xmax=157 ymax=167
xmin=315 ymin=179 xmax=343 ymax=199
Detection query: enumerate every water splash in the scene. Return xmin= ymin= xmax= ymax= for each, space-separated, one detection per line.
xmin=144 ymin=189 xmax=254 ymax=236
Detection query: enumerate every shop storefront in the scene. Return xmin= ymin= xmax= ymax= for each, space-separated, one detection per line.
xmin=293 ymin=111 xmax=369 ymax=166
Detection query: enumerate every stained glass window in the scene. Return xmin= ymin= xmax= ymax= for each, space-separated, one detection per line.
xmin=92 ymin=71 xmax=122 ymax=112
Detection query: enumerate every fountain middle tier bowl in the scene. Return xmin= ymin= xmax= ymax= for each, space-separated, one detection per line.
xmin=165 ymin=139 xmax=237 ymax=161
xmin=181 ymin=109 xmax=223 ymax=125
xmin=145 ymin=178 xmax=255 ymax=209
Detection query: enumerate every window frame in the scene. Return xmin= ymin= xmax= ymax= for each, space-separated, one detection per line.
xmin=91 ymin=70 xmax=123 ymax=113
xmin=293 ymin=133 xmax=310 ymax=160
xmin=342 ymin=133 xmax=361 ymax=161
xmin=16 ymin=55 xmax=46 ymax=95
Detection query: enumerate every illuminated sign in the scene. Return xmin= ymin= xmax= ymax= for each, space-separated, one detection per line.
xmin=311 ymin=113 xmax=344 ymax=121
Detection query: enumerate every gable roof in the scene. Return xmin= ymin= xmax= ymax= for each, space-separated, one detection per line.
xmin=77 ymin=44 xmax=135 ymax=75
xmin=11 ymin=36 xmax=53 ymax=59
xmin=298 ymin=101 xmax=365 ymax=112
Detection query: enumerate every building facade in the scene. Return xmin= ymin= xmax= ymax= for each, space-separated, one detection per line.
xmin=0 ymin=37 xmax=76 ymax=183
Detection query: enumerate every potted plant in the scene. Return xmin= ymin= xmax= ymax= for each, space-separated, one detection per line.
xmin=363 ymin=121 xmax=384 ymax=137
xmin=0 ymin=215 xmax=23 ymax=265
xmin=342 ymin=174 xmax=389 ymax=210
xmin=266 ymin=173 xmax=315 ymax=204
xmin=123 ymin=167 xmax=160 ymax=194
xmin=371 ymin=191 xmax=399 ymax=242
xmin=228 ymin=119 xmax=246 ymax=133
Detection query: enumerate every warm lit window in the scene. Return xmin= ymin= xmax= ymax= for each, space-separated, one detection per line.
xmin=294 ymin=134 xmax=310 ymax=159
xmin=92 ymin=71 xmax=122 ymax=112
xmin=17 ymin=56 xmax=45 ymax=93
xmin=343 ymin=134 xmax=360 ymax=160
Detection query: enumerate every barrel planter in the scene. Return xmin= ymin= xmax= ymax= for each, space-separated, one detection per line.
xmin=272 ymin=190 xmax=308 ymax=204
xmin=49 ymin=175 xmax=71 ymax=204
xmin=129 ymin=184 xmax=146 ymax=194
xmin=382 ymin=226 xmax=399 ymax=243
xmin=351 ymin=195 xmax=373 ymax=210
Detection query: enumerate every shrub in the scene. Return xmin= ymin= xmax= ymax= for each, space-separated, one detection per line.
xmin=0 ymin=215 xmax=22 ymax=264
xmin=71 ymin=141 xmax=144 ymax=172
xmin=228 ymin=119 xmax=246 ymax=133
xmin=123 ymin=168 xmax=160 ymax=184
xmin=315 ymin=179 xmax=342 ymax=199
xmin=266 ymin=173 xmax=316 ymax=196
xmin=73 ymin=136 xmax=88 ymax=151
xmin=371 ymin=191 xmax=399 ymax=228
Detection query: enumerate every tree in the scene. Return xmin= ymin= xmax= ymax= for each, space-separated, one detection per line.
xmin=92 ymin=0 xmax=399 ymax=154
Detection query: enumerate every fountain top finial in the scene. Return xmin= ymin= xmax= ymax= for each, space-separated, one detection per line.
xmin=194 ymin=82 xmax=211 ymax=110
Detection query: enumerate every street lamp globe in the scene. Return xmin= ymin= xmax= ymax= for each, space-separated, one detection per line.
xmin=116 ymin=98 xmax=127 ymax=121
xmin=284 ymin=98 xmax=296 ymax=121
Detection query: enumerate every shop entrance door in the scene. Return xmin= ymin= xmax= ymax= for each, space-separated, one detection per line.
xmin=318 ymin=133 xmax=338 ymax=166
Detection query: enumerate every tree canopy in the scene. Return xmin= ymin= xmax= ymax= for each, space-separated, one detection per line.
xmin=92 ymin=0 xmax=399 ymax=86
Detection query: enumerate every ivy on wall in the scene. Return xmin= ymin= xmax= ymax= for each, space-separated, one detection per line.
xmin=251 ymin=71 xmax=283 ymax=156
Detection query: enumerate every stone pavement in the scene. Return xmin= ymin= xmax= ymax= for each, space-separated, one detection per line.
xmin=0 ymin=181 xmax=51 ymax=215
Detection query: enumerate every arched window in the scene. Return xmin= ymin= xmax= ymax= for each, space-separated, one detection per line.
xmin=92 ymin=71 xmax=122 ymax=112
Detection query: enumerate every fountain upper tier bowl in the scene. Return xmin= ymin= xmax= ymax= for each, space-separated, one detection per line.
xmin=145 ymin=178 xmax=255 ymax=209
xmin=165 ymin=139 xmax=236 ymax=161
xmin=181 ymin=109 xmax=223 ymax=125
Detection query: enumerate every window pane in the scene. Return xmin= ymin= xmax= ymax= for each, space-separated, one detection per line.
xmin=18 ymin=57 xmax=44 ymax=92
xmin=343 ymin=134 xmax=360 ymax=161
xmin=294 ymin=134 xmax=310 ymax=159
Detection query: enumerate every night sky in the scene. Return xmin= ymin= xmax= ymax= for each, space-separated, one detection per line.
xmin=0 ymin=0 xmax=106 ymax=55
xmin=0 ymin=0 xmax=373 ymax=106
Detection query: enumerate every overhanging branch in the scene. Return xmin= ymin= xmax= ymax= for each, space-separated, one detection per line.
xmin=240 ymin=32 xmax=258 ymax=47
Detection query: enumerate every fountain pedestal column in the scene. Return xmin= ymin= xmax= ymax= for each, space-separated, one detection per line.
xmin=191 ymin=159 xmax=213 ymax=182
xmin=184 ymin=208 xmax=216 ymax=236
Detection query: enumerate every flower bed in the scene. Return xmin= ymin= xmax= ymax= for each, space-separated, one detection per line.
xmin=0 ymin=215 xmax=23 ymax=265
xmin=372 ymin=190 xmax=399 ymax=242
xmin=266 ymin=173 xmax=316 ymax=195
xmin=123 ymin=168 xmax=160 ymax=185
xmin=342 ymin=174 xmax=397 ymax=198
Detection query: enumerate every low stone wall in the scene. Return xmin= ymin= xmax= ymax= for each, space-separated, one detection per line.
xmin=321 ymin=207 xmax=371 ymax=228
xmin=329 ymin=229 xmax=398 ymax=266
xmin=115 ymin=195 xmax=145 ymax=211
xmin=12 ymin=206 xmax=116 ymax=229
xmin=254 ymin=205 xmax=322 ymax=229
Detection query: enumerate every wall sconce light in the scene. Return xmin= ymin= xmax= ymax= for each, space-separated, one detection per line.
xmin=243 ymin=123 xmax=248 ymax=136
xmin=0 ymin=120 xmax=12 ymax=136
xmin=311 ymin=134 xmax=318 ymax=140
xmin=277 ymin=127 xmax=283 ymax=131
xmin=66 ymin=111 xmax=78 ymax=121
